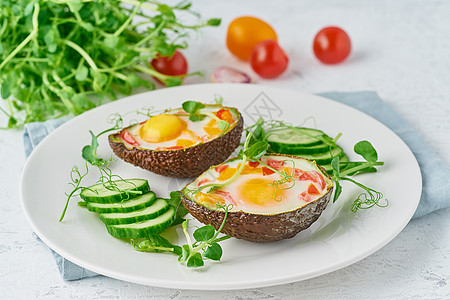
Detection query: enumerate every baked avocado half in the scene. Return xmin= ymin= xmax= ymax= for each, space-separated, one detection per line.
xmin=108 ymin=103 xmax=243 ymax=178
xmin=181 ymin=154 xmax=334 ymax=242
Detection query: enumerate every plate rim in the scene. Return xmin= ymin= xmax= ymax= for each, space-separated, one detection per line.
xmin=20 ymin=83 xmax=422 ymax=290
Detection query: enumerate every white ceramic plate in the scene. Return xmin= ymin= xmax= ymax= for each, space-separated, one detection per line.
xmin=20 ymin=84 xmax=421 ymax=290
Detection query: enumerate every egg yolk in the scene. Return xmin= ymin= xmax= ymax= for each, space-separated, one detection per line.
xmin=140 ymin=114 xmax=186 ymax=143
xmin=237 ymin=178 xmax=285 ymax=206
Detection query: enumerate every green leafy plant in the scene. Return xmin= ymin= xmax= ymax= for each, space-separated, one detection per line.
xmin=185 ymin=133 xmax=299 ymax=200
xmin=245 ymin=118 xmax=388 ymax=212
xmin=131 ymin=204 xmax=231 ymax=268
xmin=81 ymin=113 xmax=123 ymax=165
xmin=178 ymin=100 xmax=229 ymax=131
xmin=178 ymin=204 xmax=231 ymax=267
xmin=330 ymin=141 xmax=388 ymax=211
xmin=0 ymin=0 xmax=220 ymax=128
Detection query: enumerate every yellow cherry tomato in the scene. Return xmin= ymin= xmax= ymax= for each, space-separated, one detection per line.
xmin=226 ymin=16 xmax=277 ymax=61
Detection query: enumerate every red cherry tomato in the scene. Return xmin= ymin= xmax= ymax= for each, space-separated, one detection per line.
xmin=249 ymin=40 xmax=289 ymax=79
xmin=150 ymin=50 xmax=188 ymax=76
xmin=313 ymin=26 xmax=351 ymax=64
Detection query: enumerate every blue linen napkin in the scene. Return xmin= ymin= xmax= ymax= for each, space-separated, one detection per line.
xmin=23 ymin=91 xmax=450 ymax=281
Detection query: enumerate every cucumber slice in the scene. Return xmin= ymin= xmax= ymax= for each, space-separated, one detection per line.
xmin=267 ymin=128 xmax=326 ymax=147
xmin=276 ymin=142 xmax=332 ymax=155
xmin=80 ymin=179 xmax=150 ymax=203
xmin=86 ymin=192 xmax=156 ymax=213
xmin=296 ymin=146 xmax=344 ymax=165
xmin=106 ymin=207 xmax=175 ymax=238
xmin=99 ymin=199 xmax=170 ymax=225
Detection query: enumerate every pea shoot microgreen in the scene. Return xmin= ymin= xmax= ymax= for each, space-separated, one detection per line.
xmin=131 ymin=203 xmax=231 ymax=268
xmin=60 ymin=162 xmax=90 ymax=222
xmin=245 ymin=118 xmax=389 ymax=213
xmin=177 ymin=100 xmax=230 ymax=132
xmin=178 ymin=204 xmax=232 ymax=267
xmin=81 ymin=113 xmax=123 ymax=166
xmin=330 ymin=141 xmax=388 ymax=210
xmin=0 ymin=1 xmax=220 ymax=128
xmin=185 ymin=133 xmax=297 ymax=199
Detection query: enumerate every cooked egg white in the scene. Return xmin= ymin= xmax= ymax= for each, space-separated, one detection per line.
xmin=124 ymin=106 xmax=238 ymax=150
xmin=190 ymin=156 xmax=331 ymax=215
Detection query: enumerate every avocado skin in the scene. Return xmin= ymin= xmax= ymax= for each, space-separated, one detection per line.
xmin=181 ymin=186 xmax=333 ymax=243
xmin=108 ymin=113 xmax=243 ymax=178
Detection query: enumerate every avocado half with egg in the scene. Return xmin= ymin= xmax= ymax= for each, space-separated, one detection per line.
xmin=181 ymin=154 xmax=334 ymax=242
xmin=108 ymin=104 xmax=243 ymax=178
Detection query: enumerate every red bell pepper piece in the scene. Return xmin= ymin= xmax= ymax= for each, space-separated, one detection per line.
xmin=121 ymin=129 xmax=140 ymax=146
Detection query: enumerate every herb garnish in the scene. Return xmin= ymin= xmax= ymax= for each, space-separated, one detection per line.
xmin=177 ymin=100 xmax=230 ymax=131
xmin=245 ymin=118 xmax=388 ymax=212
xmin=178 ymin=205 xmax=232 ymax=267
xmin=132 ymin=203 xmax=231 ymax=267
xmin=62 ymin=112 xmax=229 ymax=267
xmin=185 ymin=133 xmax=298 ymax=199
xmin=0 ymin=1 xmax=220 ymax=128
xmin=330 ymin=141 xmax=388 ymax=211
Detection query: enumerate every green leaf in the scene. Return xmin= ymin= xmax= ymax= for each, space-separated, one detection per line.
xmin=81 ymin=144 xmax=97 ymax=163
xmin=244 ymin=141 xmax=268 ymax=160
xmin=8 ymin=116 xmax=18 ymax=128
xmin=333 ymin=181 xmax=342 ymax=203
xmin=75 ymin=66 xmax=89 ymax=82
xmin=343 ymin=162 xmax=378 ymax=176
xmin=354 ymin=140 xmax=378 ymax=163
xmin=182 ymin=101 xmax=205 ymax=114
xmin=67 ymin=0 xmax=83 ymax=13
xmin=179 ymin=244 xmax=190 ymax=262
xmin=331 ymin=156 xmax=340 ymax=176
xmin=237 ymin=149 xmax=244 ymax=159
xmin=104 ymin=35 xmax=119 ymax=49
xmin=164 ymin=77 xmax=183 ymax=87
xmin=207 ymin=18 xmax=221 ymax=26
xmin=1 ymin=81 xmax=11 ymax=99
xmin=126 ymin=73 xmax=143 ymax=88
xmin=92 ymin=71 xmax=108 ymax=92
xmin=24 ymin=1 xmax=35 ymax=16
xmin=81 ymin=130 xmax=104 ymax=165
xmin=251 ymin=119 xmax=265 ymax=144
xmin=193 ymin=225 xmax=215 ymax=242
xmin=165 ymin=191 xmax=189 ymax=225
xmin=182 ymin=219 xmax=189 ymax=230
xmin=149 ymin=234 xmax=182 ymax=255
xmin=187 ymin=252 xmax=204 ymax=267
xmin=189 ymin=114 xmax=205 ymax=122
xmin=203 ymin=243 xmax=222 ymax=261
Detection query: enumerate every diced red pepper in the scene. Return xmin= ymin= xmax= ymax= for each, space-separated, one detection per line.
xmin=298 ymin=191 xmax=312 ymax=202
xmin=197 ymin=178 xmax=211 ymax=186
xmin=248 ymin=161 xmax=260 ymax=168
xmin=166 ymin=146 xmax=183 ymax=150
xmin=214 ymin=190 xmax=237 ymax=206
xmin=313 ymin=171 xmax=326 ymax=190
xmin=289 ymin=168 xmax=304 ymax=179
xmin=266 ymin=158 xmax=284 ymax=170
xmin=307 ymin=183 xmax=321 ymax=195
xmin=121 ymin=129 xmax=140 ymax=146
xmin=298 ymin=171 xmax=317 ymax=182
xmin=214 ymin=164 xmax=229 ymax=173
xmin=262 ymin=167 xmax=275 ymax=176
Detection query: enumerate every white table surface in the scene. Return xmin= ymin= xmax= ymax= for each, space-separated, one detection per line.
xmin=2 ymin=0 xmax=450 ymax=298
